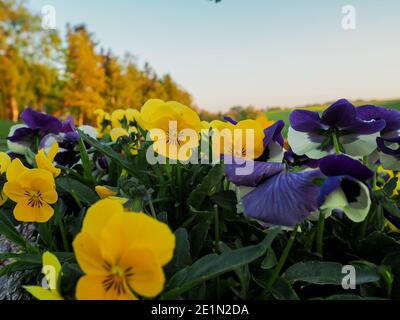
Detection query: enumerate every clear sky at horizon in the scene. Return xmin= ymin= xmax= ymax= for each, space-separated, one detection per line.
xmin=29 ymin=0 xmax=400 ymax=112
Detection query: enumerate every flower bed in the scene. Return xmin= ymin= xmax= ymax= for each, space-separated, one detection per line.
xmin=0 ymin=99 xmax=399 ymax=300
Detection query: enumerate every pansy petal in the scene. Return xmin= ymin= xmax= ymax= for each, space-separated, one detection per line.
xmin=317 ymin=176 xmax=342 ymax=207
xmin=225 ymin=156 xmax=284 ymax=187
xmin=102 ymin=213 xmax=175 ymax=266
xmin=289 ymin=110 xmax=324 ymax=132
xmin=82 ymin=199 xmax=124 ymax=238
xmin=122 ymin=248 xmax=165 ymax=298
xmin=341 ymin=132 xmax=380 ymax=157
xmin=23 ymin=286 xmax=63 ymax=300
xmin=321 ymin=99 xmax=357 ymax=127
xmin=13 ymin=201 xmax=54 ymax=223
xmin=357 ymin=105 xmax=400 ymax=132
xmin=6 ymin=158 xmax=29 ymax=182
xmin=242 ymin=170 xmax=323 ymax=227
xmin=20 ymin=108 xmax=62 ymax=134
xmin=319 ymin=154 xmax=373 ymax=181
xmin=287 ymin=127 xmax=330 ymax=159
xmin=76 ymin=275 xmax=137 ymax=300
xmin=264 ymin=120 xmax=285 ymax=147
xmin=344 ymin=118 xmax=386 ymax=134
xmin=72 ymin=232 xmax=105 ymax=275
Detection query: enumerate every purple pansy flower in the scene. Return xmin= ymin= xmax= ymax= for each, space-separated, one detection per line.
xmin=7 ymin=108 xmax=77 ymax=154
xmin=356 ymin=104 xmax=400 ymax=170
xmin=288 ymin=99 xmax=386 ymax=159
xmin=317 ymin=154 xmax=372 ymax=222
xmin=225 ymin=153 xmax=323 ymax=227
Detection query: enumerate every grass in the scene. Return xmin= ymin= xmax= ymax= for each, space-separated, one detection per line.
xmin=0 ymin=119 xmax=12 ymax=151
xmin=265 ymin=99 xmax=400 ymax=137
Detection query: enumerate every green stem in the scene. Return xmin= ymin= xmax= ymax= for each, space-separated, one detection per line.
xmin=332 ymin=132 xmax=341 ymax=154
xmin=214 ymin=205 xmax=220 ymax=254
xmin=262 ymin=226 xmax=298 ymax=297
xmin=70 ymin=190 xmax=83 ymax=209
xmin=316 ymin=212 xmax=325 ymax=258
xmin=59 ymin=219 xmax=70 ymax=251
xmin=148 ymin=197 xmax=157 ymax=219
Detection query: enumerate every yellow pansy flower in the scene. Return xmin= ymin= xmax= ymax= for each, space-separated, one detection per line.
xmin=110 ymin=127 xmax=140 ymax=155
xmin=0 ymin=152 xmax=11 ymax=206
xmin=94 ymin=109 xmax=111 ymax=136
xmin=3 ymin=159 xmax=58 ymax=222
xmin=378 ymin=166 xmax=400 ymax=196
xmin=211 ymin=119 xmax=265 ymax=160
xmin=111 ymin=109 xmax=127 ymax=128
xmin=126 ymin=108 xmax=140 ymax=125
xmin=35 ymin=142 xmax=61 ymax=177
xmin=73 ymin=199 xmax=175 ymax=300
xmin=23 ymin=252 xmax=63 ymax=300
xmin=137 ymin=99 xmax=202 ymax=161
xmin=255 ymin=114 xmax=275 ymax=129
xmin=110 ymin=127 xmax=129 ymax=142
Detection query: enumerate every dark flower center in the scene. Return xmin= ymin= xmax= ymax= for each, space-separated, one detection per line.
xmin=340 ymin=179 xmax=360 ymax=203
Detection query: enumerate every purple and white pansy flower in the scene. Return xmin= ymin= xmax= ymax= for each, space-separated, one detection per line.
xmin=356 ymin=105 xmax=400 ymax=170
xmin=288 ymin=99 xmax=386 ymax=159
xmin=317 ymin=154 xmax=373 ymax=223
xmin=7 ymin=108 xmax=98 ymax=167
xmin=225 ymin=154 xmax=323 ymax=227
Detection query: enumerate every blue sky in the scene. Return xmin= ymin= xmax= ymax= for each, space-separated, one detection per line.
xmin=30 ymin=0 xmax=400 ymax=111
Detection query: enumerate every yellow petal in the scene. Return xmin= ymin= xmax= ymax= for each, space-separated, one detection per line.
xmin=3 ymin=181 xmax=25 ymax=203
xmin=76 ymin=275 xmax=137 ymax=300
xmin=126 ymin=109 xmax=140 ymax=123
xmin=42 ymin=251 xmax=62 ymax=287
xmin=47 ymin=142 xmax=59 ymax=162
xmin=6 ymin=158 xmax=29 ymax=182
xmin=81 ymin=199 xmax=124 ymax=238
xmin=0 ymin=152 xmax=11 ymax=174
xmin=101 ymin=212 xmax=175 ymax=266
xmin=95 ymin=186 xmax=117 ymax=199
xmin=111 ymin=109 xmax=126 ymax=128
xmin=35 ymin=149 xmax=61 ymax=177
xmin=23 ymin=286 xmax=63 ymax=300
xmin=41 ymin=189 xmax=58 ymax=204
xmin=122 ymin=248 xmax=165 ymax=298
xmin=138 ymin=99 xmax=165 ymax=130
xmin=110 ymin=128 xmax=129 ymax=142
xmin=13 ymin=201 xmax=54 ymax=223
xmin=72 ymin=232 xmax=105 ymax=275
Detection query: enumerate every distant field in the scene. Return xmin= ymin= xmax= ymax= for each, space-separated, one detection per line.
xmin=266 ymin=99 xmax=400 ymax=137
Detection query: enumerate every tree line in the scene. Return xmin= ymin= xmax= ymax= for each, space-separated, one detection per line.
xmin=0 ymin=0 xmax=192 ymax=123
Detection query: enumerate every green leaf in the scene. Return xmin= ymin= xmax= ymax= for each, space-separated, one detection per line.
xmin=161 ymin=227 xmax=281 ymax=299
xmin=283 ymin=261 xmax=381 ymax=285
xmin=210 ymin=190 xmax=237 ymax=212
xmin=57 ymin=177 xmax=99 ymax=205
xmin=167 ymin=228 xmax=192 ymax=274
xmin=80 ymin=132 xmax=137 ymax=176
xmin=77 ymin=134 xmax=94 ymax=185
xmin=187 ymin=164 xmax=225 ymax=209
xmin=189 ymin=220 xmax=211 ymax=259
xmin=261 ymin=248 xmax=277 ymax=270
xmin=254 ymin=271 xmax=299 ymax=300
xmin=0 ymin=211 xmax=31 ymax=250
